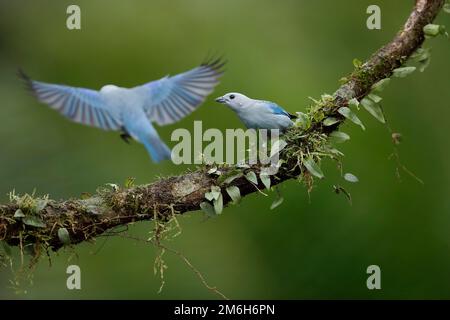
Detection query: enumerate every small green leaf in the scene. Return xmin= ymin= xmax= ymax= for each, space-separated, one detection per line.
xmin=361 ymin=98 xmax=385 ymax=123
xmin=210 ymin=186 xmax=221 ymax=200
xmin=338 ymin=107 xmax=365 ymax=130
xmin=217 ymin=169 xmax=243 ymax=185
xmin=226 ymin=186 xmax=241 ymax=204
xmin=328 ymin=148 xmax=344 ymax=157
xmin=270 ymin=195 xmax=284 ymax=210
xmin=411 ymin=48 xmax=431 ymax=63
xmin=371 ymin=78 xmax=390 ymax=92
xmin=22 ymin=215 xmax=46 ymax=228
xmin=352 ymin=58 xmax=362 ymax=68
xmin=14 ymin=208 xmax=25 ymax=218
xmin=207 ymin=167 xmax=217 ymax=174
xmin=124 ymin=177 xmax=135 ymax=188
xmin=348 ymin=98 xmax=360 ymax=110
xmin=303 ymin=157 xmax=324 ymax=179
xmin=204 ymin=192 xmax=214 ymax=201
xmin=339 ymin=77 xmax=349 ymax=84
xmin=35 ymin=199 xmax=48 ymax=213
xmin=259 ymin=173 xmax=271 ymax=190
xmin=412 ymin=48 xmax=432 ymax=73
xmin=57 ymin=228 xmax=71 ymax=245
xmin=444 ymin=3 xmax=450 ymax=14
xmin=418 ymin=58 xmax=431 ymax=72
xmin=224 ymin=173 xmax=243 ymax=184
xmin=367 ymin=93 xmax=382 ymax=103
xmin=323 ymin=117 xmax=340 ymax=126
xmin=213 ymin=193 xmax=223 ymax=214
xmin=312 ymin=110 xmax=325 ymax=122
xmin=392 ymin=66 xmax=416 ymax=78
xmin=200 ymin=202 xmax=216 ymax=216
xmin=245 ymin=171 xmax=258 ymax=185
xmin=423 ymin=24 xmax=441 ymax=37
xmin=344 ymin=173 xmax=359 ymax=183
xmin=329 ymin=131 xmax=350 ymax=143
xmin=295 ymin=112 xmax=311 ymax=130
xmin=321 ymin=93 xmax=334 ymax=101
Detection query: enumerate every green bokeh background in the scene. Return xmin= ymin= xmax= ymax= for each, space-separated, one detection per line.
xmin=0 ymin=0 xmax=449 ymax=299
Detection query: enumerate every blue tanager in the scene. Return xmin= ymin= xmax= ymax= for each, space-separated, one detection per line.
xmin=20 ymin=58 xmax=225 ymax=162
xmin=215 ymin=92 xmax=296 ymax=130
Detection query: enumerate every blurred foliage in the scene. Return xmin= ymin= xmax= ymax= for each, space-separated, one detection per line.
xmin=0 ymin=0 xmax=449 ymax=299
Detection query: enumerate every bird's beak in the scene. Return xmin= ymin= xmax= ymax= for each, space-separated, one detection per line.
xmin=215 ymin=96 xmax=226 ymax=104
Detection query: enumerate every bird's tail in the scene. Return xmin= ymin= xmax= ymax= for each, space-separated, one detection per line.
xmin=142 ymin=136 xmax=172 ymax=163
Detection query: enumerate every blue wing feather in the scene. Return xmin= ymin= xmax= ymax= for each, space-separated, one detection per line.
xmin=133 ymin=58 xmax=225 ymax=126
xmin=19 ymin=70 xmax=121 ymax=131
xmin=265 ymin=102 xmax=297 ymax=119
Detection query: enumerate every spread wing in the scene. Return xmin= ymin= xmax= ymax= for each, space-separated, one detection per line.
xmin=132 ymin=58 xmax=225 ymax=126
xmin=19 ymin=70 xmax=122 ymax=130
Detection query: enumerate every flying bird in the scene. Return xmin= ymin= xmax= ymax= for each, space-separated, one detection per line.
xmin=19 ymin=58 xmax=225 ymax=162
xmin=215 ymin=92 xmax=296 ymax=131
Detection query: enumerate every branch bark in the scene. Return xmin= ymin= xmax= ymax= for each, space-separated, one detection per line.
xmin=0 ymin=0 xmax=445 ymax=252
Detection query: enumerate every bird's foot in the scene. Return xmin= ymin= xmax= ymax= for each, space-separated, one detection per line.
xmin=120 ymin=132 xmax=132 ymax=144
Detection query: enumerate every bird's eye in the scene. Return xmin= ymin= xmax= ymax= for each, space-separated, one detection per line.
xmin=230 ymin=95 xmax=235 ymax=99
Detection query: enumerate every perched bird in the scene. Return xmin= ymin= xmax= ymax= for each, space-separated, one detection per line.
xmin=19 ymin=58 xmax=225 ymax=162
xmin=215 ymin=92 xmax=296 ymax=130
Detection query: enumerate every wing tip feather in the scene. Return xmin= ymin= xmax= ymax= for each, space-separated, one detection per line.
xmin=201 ymin=55 xmax=227 ymax=75
xmin=17 ymin=68 xmax=37 ymax=96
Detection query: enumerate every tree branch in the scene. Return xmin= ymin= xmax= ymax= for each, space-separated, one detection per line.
xmin=0 ymin=0 xmax=445 ymax=252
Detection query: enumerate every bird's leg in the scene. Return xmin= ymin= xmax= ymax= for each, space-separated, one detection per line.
xmin=120 ymin=128 xmax=132 ymax=144
xmin=120 ymin=133 xmax=131 ymax=144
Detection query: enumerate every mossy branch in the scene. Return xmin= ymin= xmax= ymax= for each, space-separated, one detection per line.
xmin=0 ymin=0 xmax=445 ymax=252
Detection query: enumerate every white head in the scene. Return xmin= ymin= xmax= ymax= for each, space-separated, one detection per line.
xmin=215 ymin=92 xmax=253 ymax=111
xmin=100 ymin=84 xmax=119 ymax=93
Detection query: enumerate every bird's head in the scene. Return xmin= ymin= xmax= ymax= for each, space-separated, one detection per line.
xmin=215 ymin=92 xmax=252 ymax=110
xmin=100 ymin=84 xmax=119 ymax=93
